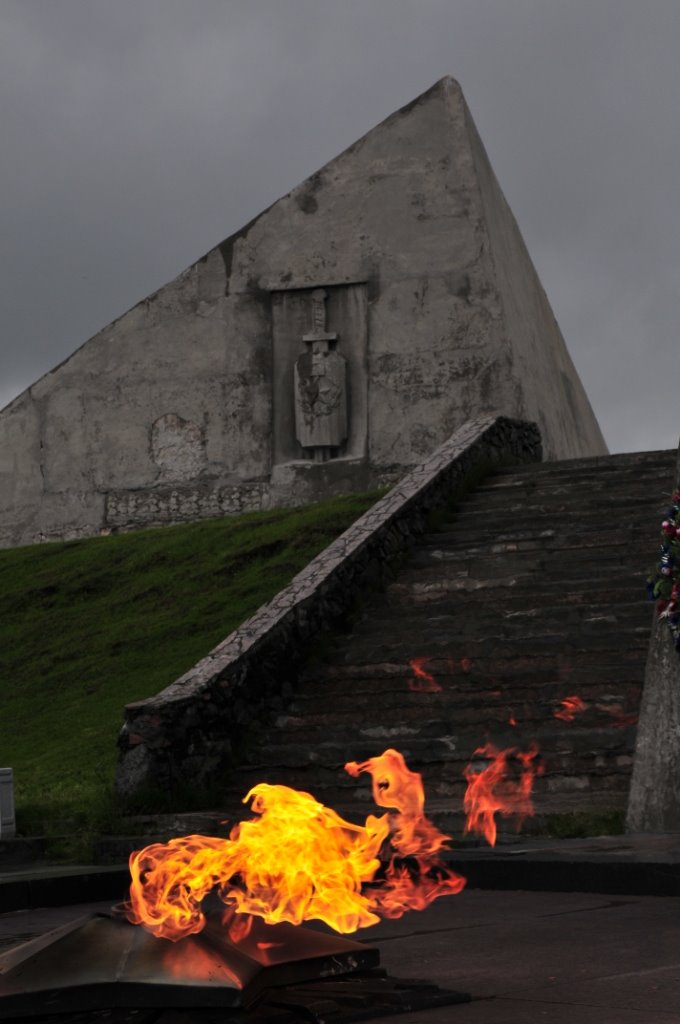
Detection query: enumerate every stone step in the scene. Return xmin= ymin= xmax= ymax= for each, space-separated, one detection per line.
xmin=478 ymin=449 xmax=674 ymax=481
xmin=305 ymin=645 xmax=646 ymax=681
xmin=381 ymin=584 xmax=648 ymax=618
xmin=466 ymin=462 xmax=673 ymax=497
xmin=266 ymin=725 xmax=638 ymax=763
xmin=282 ymin=684 xmax=641 ymax=725
xmin=445 ymin=494 xmax=670 ymax=523
xmin=420 ymin=521 xmax=657 ymax=548
xmin=406 ymin=548 xmax=655 ymax=576
xmin=382 ymin=573 xmax=648 ymax=606
xmin=348 ymin=614 xmax=645 ymax=645
xmin=237 ymin=724 xmax=635 ymax=774
xmin=417 ymin=526 xmax=659 ymax=555
xmin=292 ymin=676 xmax=642 ymax=714
xmin=434 ymin=509 xmax=667 ymax=543
xmin=450 ymin=465 xmax=673 ymax=492
xmin=346 ymin=599 xmax=646 ymax=637
xmin=453 ymin=495 xmax=669 ymax=522
xmin=323 ymin=638 xmax=649 ymax=678
xmin=295 ymin=659 xmax=643 ymax=688
xmin=389 ymin=555 xmax=655 ymax=589
xmin=332 ymin=621 xmax=642 ymax=655
xmin=457 ymin=484 xmax=669 ymax=516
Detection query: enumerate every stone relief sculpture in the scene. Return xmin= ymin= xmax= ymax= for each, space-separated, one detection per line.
xmin=294 ymin=289 xmax=348 ymax=461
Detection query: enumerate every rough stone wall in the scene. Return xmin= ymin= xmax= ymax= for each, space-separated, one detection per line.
xmin=116 ymin=415 xmax=542 ymax=799
xmin=0 ymin=77 xmax=604 ymax=549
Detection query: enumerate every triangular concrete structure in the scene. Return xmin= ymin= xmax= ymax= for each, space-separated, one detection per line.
xmin=0 ymin=76 xmax=606 ymax=548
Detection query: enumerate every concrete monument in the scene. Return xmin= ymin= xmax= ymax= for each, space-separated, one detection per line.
xmin=0 ymin=76 xmax=607 ymax=549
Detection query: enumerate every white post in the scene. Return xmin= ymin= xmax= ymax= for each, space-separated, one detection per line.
xmin=0 ymin=768 xmax=16 ymax=838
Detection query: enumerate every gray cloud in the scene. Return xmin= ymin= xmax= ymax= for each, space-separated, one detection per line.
xmin=1 ymin=0 xmax=679 ymax=452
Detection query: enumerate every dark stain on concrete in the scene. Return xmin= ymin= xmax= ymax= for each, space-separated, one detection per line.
xmin=559 ymin=370 xmax=581 ymax=430
xmin=366 ymin=270 xmax=381 ymax=304
xmin=297 ymin=193 xmax=318 ymax=214
xmin=212 ymin=201 xmax=276 ymax=296
xmin=455 ymin=273 xmax=472 ymax=304
xmin=295 ymin=171 xmax=324 ymax=215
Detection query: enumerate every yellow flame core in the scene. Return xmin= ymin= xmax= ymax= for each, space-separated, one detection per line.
xmin=126 ymin=749 xmax=465 ymax=940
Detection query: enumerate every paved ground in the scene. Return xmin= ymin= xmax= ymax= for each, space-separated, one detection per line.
xmin=2 ymin=887 xmax=680 ymax=1022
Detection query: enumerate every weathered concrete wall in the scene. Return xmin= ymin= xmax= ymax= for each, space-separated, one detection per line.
xmin=0 ymin=76 xmax=605 ymax=549
xmin=115 ymin=415 xmax=542 ymax=799
xmin=463 ymin=105 xmax=606 ymax=458
xmin=626 ymin=442 xmax=680 ymax=832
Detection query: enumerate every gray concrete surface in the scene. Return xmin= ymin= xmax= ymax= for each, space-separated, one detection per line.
xmin=0 ymin=75 xmax=606 ymax=550
xmin=1 ymin=890 xmax=679 ymax=1022
xmin=627 ymin=444 xmax=680 ymax=833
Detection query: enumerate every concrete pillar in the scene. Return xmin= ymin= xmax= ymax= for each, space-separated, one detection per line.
xmin=626 ymin=442 xmax=680 ymax=832
xmin=0 ymin=768 xmax=16 ymax=838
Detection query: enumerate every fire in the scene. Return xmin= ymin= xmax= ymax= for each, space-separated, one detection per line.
xmin=553 ymin=695 xmax=587 ymax=722
xmin=553 ymin=695 xmax=637 ymax=728
xmin=126 ymin=749 xmax=465 ymax=941
xmin=463 ymin=743 xmax=542 ymax=846
xmin=408 ymin=657 xmax=442 ymax=692
xmin=345 ymin=749 xmax=465 ymax=917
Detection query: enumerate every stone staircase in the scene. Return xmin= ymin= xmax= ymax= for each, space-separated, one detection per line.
xmin=224 ymin=449 xmax=676 ymax=836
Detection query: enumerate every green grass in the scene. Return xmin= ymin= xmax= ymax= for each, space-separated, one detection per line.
xmin=534 ymin=810 xmax=626 ymax=839
xmin=0 ymin=491 xmax=385 ymax=837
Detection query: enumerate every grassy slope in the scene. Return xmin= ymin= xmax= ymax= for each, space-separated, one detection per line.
xmin=0 ymin=491 xmax=384 ymax=831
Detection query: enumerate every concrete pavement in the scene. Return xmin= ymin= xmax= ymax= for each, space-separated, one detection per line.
xmin=3 ymin=835 xmax=680 ymax=1021
xmin=1 ymin=888 xmax=680 ymax=1022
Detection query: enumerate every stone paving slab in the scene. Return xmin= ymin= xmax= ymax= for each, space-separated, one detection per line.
xmin=0 ymin=864 xmax=129 ymax=912
xmin=1 ymin=890 xmax=680 ymax=1022
xmin=355 ymin=890 xmax=680 ymax=1022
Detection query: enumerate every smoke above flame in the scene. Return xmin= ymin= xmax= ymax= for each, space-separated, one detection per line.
xmin=126 ymin=749 xmax=465 ymax=941
xmin=463 ymin=743 xmax=542 ymax=846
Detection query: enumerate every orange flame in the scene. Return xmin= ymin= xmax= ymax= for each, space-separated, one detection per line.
xmin=345 ymin=749 xmax=465 ymax=918
xmin=463 ymin=743 xmax=542 ymax=846
xmin=554 ymin=695 xmax=587 ymax=722
xmin=408 ymin=657 xmax=442 ymax=693
xmin=126 ymin=749 xmax=465 ymax=941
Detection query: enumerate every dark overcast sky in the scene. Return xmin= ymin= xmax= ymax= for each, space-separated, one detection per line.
xmin=1 ymin=0 xmax=678 ymax=454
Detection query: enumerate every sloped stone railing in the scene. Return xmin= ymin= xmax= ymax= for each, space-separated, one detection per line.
xmin=116 ymin=415 xmax=542 ymax=799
